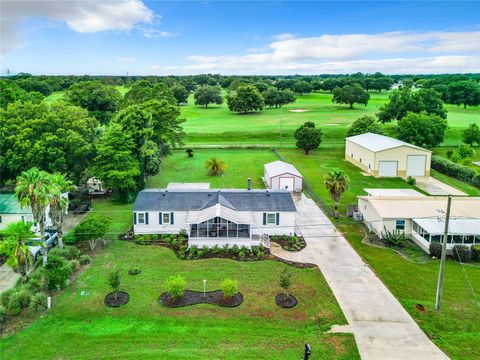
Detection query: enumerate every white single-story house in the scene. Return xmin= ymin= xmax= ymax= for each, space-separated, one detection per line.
xmin=264 ymin=160 xmax=303 ymax=192
xmin=358 ymin=195 xmax=480 ymax=252
xmin=364 ymin=188 xmax=425 ymax=197
xmin=0 ymin=193 xmax=52 ymax=232
xmin=345 ymin=133 xmax=432 ymax=178
xmin=133 ymin=188 xmax=297 ymax=248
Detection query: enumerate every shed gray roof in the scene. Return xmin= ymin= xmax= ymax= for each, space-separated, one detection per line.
xmin=133 ymin=189 xmax=297 ymax=212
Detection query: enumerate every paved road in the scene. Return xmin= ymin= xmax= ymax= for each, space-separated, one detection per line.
xmin=272 ymin=194 xmax=449 ymax=360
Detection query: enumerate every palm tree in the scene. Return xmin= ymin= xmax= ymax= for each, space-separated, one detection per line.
xmin=324 ymin=169 xmax=350 ymax=219
xmin=15 ymin=167 xmax=54 ymax=264
xmin=205 ymin=157 xmax=227 ymax=176
xmin=49 ymin=173 xmax=75 ymax=249
xmin=0 ymin=221 xmax=36 ymax=280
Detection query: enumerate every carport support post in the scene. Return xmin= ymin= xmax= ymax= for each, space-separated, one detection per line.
xmin=435 ymin=195 xmax=451 ymax=311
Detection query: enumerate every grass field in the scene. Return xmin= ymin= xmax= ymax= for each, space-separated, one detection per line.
xmin=44 ymin=89 xmax=480 ymax=147
xmin=0 ymin=200 xmax=359 ymax=360
xmin=146 ymin=149 xmax=277 ymax=189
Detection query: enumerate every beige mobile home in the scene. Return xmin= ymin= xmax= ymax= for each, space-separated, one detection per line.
xmin=345 ymin=133 xmax=431 ymax=178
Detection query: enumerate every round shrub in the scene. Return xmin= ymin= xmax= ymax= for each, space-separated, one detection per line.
xmin=70 ymin=259 xmax=81 ymax=272
xmin=471 ymin=244 xmax=480 ymax=261
xmin=49 ymin=246 xmax=81 ymax=260
xmin=6 ymin=292 xmax=23 ymax=316
xmin=44 ymin=255 xmax=73 ymax=290
xmin=165 ymin=275 xmax=186 ymax=301
xmin=63 ymin=232 xmax=77 ymax=245
xmin=26 ymin=269 xmax=48 ymax=292
xmin=1 ymin=288 xmax=15 ymax=307
xmin=67 ymin=246 xmax=81 ymax=259
xmin=0 ymin=305 xmax=6 ymax=323
xmin=429 ymin=242 xmax=443 ymax=258
xmin=29 ymin=292 xmax=48 ymax=312
xmin=452 ymin=245 xmax=472 ymax=263
xmin=220 ymin=278 xmax=238 ymax=301
xmin=79 ymin=254 xmax=92 ymax=265
xmin=16 ymin=288 xmax=32 ymax=308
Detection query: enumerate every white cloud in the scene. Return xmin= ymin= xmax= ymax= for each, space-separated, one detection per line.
xmin=117 ymin=57 xmax=136 ymax=63
xmin=141 ymin=29 xmax=175 ymax=39
xmin=1 ymin=0 xmax=156 ymax=55
xmin=180 ymin=30 xmax=480 ymax=74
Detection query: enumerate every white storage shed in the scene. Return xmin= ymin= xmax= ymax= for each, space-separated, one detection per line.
xmin=264 ymin=161 xmax=303 ymax=192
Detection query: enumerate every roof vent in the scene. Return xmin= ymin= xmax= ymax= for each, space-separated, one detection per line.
xmin=208 ymin=193 xmax=212 ymax=196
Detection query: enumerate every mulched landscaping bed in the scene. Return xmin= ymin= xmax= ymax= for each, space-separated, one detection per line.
xmin=128 ymin=269 xmax=141 ymax=275
xmin=270 ymin=236 xmax=306 ymax=252
xmin=159 ymin=290 xmax=243 ymax=308
xmin=104 ymin=291 xmax=129 ymax=307
xmin=275 ymin=293 xmax=298 ymax=308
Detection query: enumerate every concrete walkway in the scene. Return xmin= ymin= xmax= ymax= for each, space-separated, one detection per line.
xmin=415 ymin=177 xmax=466 ymax=196
xmin=0 ymin=263 xmax=20 ymax=294
xmin=272 ymin=194 xmax=449 ymax=360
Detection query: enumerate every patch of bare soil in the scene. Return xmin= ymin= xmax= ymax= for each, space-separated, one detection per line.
xmin=159 ymin=290 xmax=243 ymax=308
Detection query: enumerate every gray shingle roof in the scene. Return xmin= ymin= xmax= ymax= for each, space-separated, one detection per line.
xmin=134 ymin=189 xmax=296 ymax=212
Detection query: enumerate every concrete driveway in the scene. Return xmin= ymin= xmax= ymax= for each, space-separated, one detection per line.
xmin=272 ymin=194 xmax=449 ymax=360
xmin=0 ymin=263 xmax=20 ymax=294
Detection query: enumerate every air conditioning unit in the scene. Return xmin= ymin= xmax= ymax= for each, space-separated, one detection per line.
xmin=352 ymin=212 xmax=363 ymax=221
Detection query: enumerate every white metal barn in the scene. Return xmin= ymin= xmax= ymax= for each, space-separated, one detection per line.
xmin=345 ymin=133 xmax=432 ymax=178
xmin=264 ymin=161 xmax=303 ymax=192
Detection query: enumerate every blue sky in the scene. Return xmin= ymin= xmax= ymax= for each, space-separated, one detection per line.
xmin=1 ymin=1 xmax=479 ymax=75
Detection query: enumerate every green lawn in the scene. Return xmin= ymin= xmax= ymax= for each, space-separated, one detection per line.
xmin=0 ymin=202 xmax=358 ymax=359
xmin=339 ymin=224 xmax=480 ymax=360
xmin=146 ymin=149 xmax=278 ymax=189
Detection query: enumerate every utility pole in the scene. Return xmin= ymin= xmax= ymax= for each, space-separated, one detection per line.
xmin=435 ymin=195 xmax=452 ymax=311
xmin=280 ymin=107 xmax=283 ymax=148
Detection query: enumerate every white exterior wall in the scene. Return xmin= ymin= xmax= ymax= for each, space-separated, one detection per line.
xmin=376 ymin=146 xmax=431 ymax=177
xmin=270 ymin=175 xmax=302 ymax=192
xmin=0 ymin=208 xmax=51 ymax=233
xmin=133 ymin=211 xmax=189 ymax=235
xmin=133 ymin=210 xmax=296 ymax=247
xmin=345 ymin=140 xmax=376 ymax=173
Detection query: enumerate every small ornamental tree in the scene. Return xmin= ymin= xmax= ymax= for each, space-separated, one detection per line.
xmin=324 ymin=169 xmax=350 ymax=219
xmin=294 ymin=122 xmax=322 ymax=155
xmin=44 ymin=255 xmax=73 ymax=290
xmin=165 ymin=275 xmax=186 ymax=301
xmin=108 ymin=270 xmax=121 ymax=300
xmin=347 ymin=116 xmax=384 ymax=137
xmin=332 ymin=84 xmax=370 ymax=109
xmin=227 ymin=84 xmax=264 ymax=114
xmin=72 ymin=216 xmax=112 ymax=250
xmin=205 ymin=157 xmax=227 ymax=176
xmin=279 ymin=268 xmax=292 ymax=300
xmin=220 ymin=278 xmax=238 ymax=301
xmin=462 ymin=123 xmax=480 ymax=146
xmin=194 ymin=85 xmax=223 ymax=108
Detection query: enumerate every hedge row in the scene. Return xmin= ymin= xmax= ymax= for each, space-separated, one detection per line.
xmin=431 ymin=155 xmax=480 ymax=189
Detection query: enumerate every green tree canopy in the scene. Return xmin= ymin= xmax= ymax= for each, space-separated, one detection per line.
xmin=0 ymin=102 xmax=97 ymax=183
xmin=64 ymin=81 xmax=122 ymax=123
xmin=194 ymin=85 xmax=223 ymax=108
xmin=294 ymin=122 xmax=322 ymax=155
xmin=377 ymin=87 xmax=447 ymax=123
xmin=171 ymin=84 xmax=189 ymax=105
xmin=71 ymin=216 xmax=112 ymax=250
xmin=0 ymin=221 xmax=36 ymax=278
xmin=263 ymin=88 xmax=296 ymax=108
xmin=332 ymin=84 xmax=370 ymax=109
xmin=347 ymin=116 xmax=384 ymax=137
xmin=461 ymin=123 xmax=480 ymax=146
xmin=94 ymin=123 xmax=140 ymax=202
xmin=292 ymin=80 xmax=312 ymax=95
xmin=324 ymin=169 xmax=350 ymax=219
xmin=0 ymin=80 xmax=44 ymax=109
xmin=227 ymin=85 xmax=264 ymax=114
xmin=447 ymin=81 xmax=480 ymax=108
xmin=397 ymin=112 xmax=448 ymax=148
xmin=123 ymin=80 xmax=176 ymax=106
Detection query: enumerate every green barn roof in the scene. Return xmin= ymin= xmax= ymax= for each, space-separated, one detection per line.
xmin=0 ymin=193 xmax=32 ymax=214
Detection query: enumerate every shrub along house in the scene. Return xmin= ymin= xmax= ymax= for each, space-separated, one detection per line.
xmin=358 ymin=194 xmax=480 ymax=253
xmin=345 ymin=133 xmax=432 ymax=178
xmin=133 ymin=188 xmax=297 ymax=248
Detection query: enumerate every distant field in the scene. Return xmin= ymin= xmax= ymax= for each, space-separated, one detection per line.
xmin=44 ymin=88 xmax=480 ymax=147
